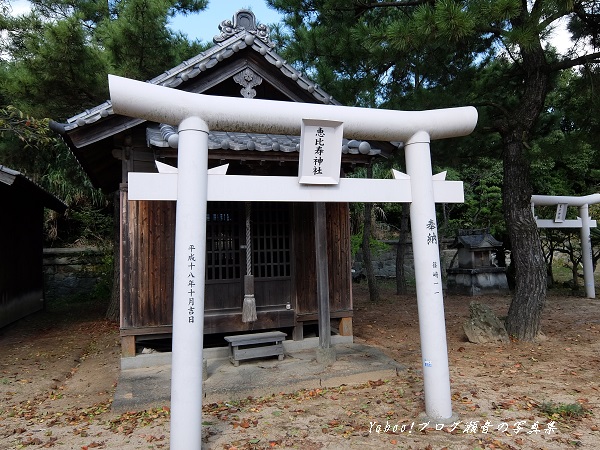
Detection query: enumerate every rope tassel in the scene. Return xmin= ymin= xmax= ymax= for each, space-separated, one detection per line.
xmin=242 ymin=293 xmax=257 ymax=322
xmin=242 ymin=202 xmax=257 ymax=323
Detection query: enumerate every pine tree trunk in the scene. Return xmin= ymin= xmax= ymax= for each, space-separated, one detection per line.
xmin=105 ymin=191 xmax=120 ymax=322
xmin=105 ymin=245 xmax=120 ymax=322
xmin=362 ymin=165 xmax=380 ymax=302
xmin=500 ymin=33 xmax=550 ymax=341
xmin=503 ymin=137 xmax=547 ymax=341
xmin=396 ymin=203 xmax=409 ymax=295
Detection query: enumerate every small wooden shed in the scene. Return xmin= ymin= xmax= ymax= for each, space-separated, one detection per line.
xmin=52 ymin=10 xmax=395 ymax=355
xmin=0 ymin=165 xmax=66 ymax=328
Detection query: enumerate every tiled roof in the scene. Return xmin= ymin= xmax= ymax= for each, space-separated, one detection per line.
xmin=146 ymin=125 xmax=381 ymax=156
xmin=63 ymin=10 xmax=339 ymax=133
xmin=454 ymin=230 xmax=503 ymax=249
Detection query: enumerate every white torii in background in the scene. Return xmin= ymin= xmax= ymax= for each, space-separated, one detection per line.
xmin=532 ymin=193 xmax=600 ymax=299
xmin=108 ymin=74 xmax=478 ymax=449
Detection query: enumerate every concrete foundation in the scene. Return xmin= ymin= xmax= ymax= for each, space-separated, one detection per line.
xmin=113 ymin=337 xmax=402 ymax=412
xmin=447 ymin=267 xmax=509 ymax=296
xmin=315 ymin=347 xmax=336 ymax=365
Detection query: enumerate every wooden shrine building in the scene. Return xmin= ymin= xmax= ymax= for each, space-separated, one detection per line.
xmin=0 ymin=165 xmax=66 ymax=328
xmin=52 ymin=10 xmax=395 ymax=356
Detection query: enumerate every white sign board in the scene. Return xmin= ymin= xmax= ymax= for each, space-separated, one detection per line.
xmin=298 ymin=119 xmax=343 ymax=185
xmin=554 ymin=203 xmax=568 ymax=222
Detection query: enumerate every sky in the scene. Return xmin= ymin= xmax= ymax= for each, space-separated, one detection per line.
xmin=169 ymin=1 xmax=283 ymax=43
xmin=8 ymin=1 xmax=284 ymax=44
xmin=176 ymin=2 xmax=575 ymax=52
xmin=9 ymin=0 xmax=574 ymax=51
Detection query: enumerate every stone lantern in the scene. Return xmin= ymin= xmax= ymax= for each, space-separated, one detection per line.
xmin=446 ymin=229 xmax=509 ymax=296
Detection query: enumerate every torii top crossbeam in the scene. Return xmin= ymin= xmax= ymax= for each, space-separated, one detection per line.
xmin=108 ymin=75 xmax=477 ymax=141
xmin=532 ymin=194 xmax=600 ymax=207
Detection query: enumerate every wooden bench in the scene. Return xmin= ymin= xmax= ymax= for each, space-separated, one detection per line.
xmin=224 ymin=331 xmax=287 ymax=366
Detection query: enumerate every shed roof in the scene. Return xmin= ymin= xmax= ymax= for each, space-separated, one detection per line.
xmin=0 ymin=165 xmax=67 ymax=212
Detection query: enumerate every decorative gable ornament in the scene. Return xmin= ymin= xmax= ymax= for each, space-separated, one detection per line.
xmin=233 ymin=67 xmax=263 ymax=98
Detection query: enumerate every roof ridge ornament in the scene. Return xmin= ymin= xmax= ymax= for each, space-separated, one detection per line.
xmin=213 ymin=9 xmax=274 ymax=48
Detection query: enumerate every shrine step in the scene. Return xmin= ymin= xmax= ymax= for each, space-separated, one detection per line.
xmin=224 ymin=331 xmax=287 ymax=366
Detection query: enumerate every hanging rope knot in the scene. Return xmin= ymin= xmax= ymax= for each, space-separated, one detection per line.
xmin=242 ymin=202 xmax=257 ymax=323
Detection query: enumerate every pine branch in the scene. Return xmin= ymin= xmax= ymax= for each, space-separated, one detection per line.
xmin=550 ymin=51 xmax=600 ymax=71
xmin=472 ymin=101 xmax=511 ymax=120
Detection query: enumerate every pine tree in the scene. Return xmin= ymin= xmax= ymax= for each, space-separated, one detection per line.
xmin=269 ymin=0 xmax=600 ymax=340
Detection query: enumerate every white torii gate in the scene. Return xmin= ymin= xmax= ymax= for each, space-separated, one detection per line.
xmin=532 ymin=194 xmax=600 ymax=298
xmin=108 ymin=74 xmax=478 ymax=449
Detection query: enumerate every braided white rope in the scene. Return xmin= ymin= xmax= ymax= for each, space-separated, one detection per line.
xmin=245 ymin=202 xmax=252 ymax=276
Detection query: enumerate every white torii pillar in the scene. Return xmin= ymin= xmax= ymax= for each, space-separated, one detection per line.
xmin=109 ymin=75 xmax=477 ymax=448
xmin=532 ymin=194 xmax=600 ymax=299
xmin=406 ymin=131 xmax=453 ymax=419
xmin=169 ymin=117 xmax=208 ymax=448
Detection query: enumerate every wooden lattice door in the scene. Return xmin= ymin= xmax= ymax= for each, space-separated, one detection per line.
xmin=204 ymin=202 xmax=292 ymax=312
xmin=205 ymin=202 xmax=243 ymax=311
xmin=252 ymin=203 xmax=292 ymax=308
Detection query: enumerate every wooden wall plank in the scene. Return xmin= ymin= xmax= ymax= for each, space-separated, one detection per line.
xmin=292 ymin=202 xmax=352 ymax=316
xmin=292 ymin=203 xmax=317 ymax=314
xmin=255 ymin=278 xmax=291 ymax=307
xmin=122 ymin=198 xmax=176 ymax=329
xmin=203 ymin=309 xmax=295 ymax=334
xmin=327 ymin=203 xmax=352 ymax=312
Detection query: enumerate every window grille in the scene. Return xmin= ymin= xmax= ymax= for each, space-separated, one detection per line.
xmin=206 ymin=202 xmax=242 ymax=280
xmin=252 ymin=202 xmax=291 ymax=278
xmin=205 ymin=202 xmax=291 ymax=280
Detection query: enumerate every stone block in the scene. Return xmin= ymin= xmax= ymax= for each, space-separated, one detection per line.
xmin=463 ymin=301 xmax=509 ymax=344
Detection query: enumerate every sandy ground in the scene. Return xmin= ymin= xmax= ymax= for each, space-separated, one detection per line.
xmin=1 ymin=283 xmax=599 ymax=449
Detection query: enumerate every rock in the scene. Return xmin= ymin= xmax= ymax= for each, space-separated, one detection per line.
xmin=463 ymin=302 xmax=509 ymax=344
